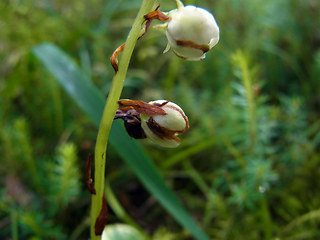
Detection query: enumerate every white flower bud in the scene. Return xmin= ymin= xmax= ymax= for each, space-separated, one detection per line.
xmin=165 ymin=4 xmax=220 ymax=60
xmin=141 ymin=100 xmax=189 ymax=148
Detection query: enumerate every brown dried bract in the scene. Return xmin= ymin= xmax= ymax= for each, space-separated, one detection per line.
xmin=139 ymin=5 xmax=170 ymax=39
xmin=110 ymin=6 xmax=169 ymax=72
xmin=86 ymin=154 xmax=96 ymax=195
xmin=144 ymin=5 xmax=169 ymax=22
xmin=118 ymin=99 xmax=167 ymax=116
xmin=95 ymin=195 xmax=108 ymax=236
xmin=110 ymin=43 xmax=125 ymax=73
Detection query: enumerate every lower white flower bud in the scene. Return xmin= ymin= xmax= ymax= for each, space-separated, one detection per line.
xmin=141 ymin=100 xmax=189 ymax=148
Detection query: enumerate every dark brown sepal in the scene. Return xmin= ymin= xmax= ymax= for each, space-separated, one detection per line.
xmin=95 ymin=195 xmax=108 ymax=236
xmin=114 ymin=107 xmax=147 ymax=139
xmin=124 ymin=118 xmax=147 ymax=139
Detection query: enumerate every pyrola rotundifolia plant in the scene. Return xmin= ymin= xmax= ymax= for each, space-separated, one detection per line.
xmin=91 ymin=0 xmax=220 ymax=239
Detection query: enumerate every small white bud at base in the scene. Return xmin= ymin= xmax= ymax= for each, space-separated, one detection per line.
xmin=141 ymin=100 xmax=189 ymax=148
xmin=166 ymin=5 xmax=220 ymax=60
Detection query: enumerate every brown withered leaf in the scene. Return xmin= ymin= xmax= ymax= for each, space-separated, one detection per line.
xmin=111 ymin=6 xmax=169 ymax=72
xmin=95 ymin=195 xmax=108 ymax=235
xmin=140 ymin=5 xmax=169 ymax=39
xmin=144 ymin=5 xmax=169 ymax=22
xmin=118 ymin=100 xmax=167 ymax=116
xmin=110 ymin=43 xmax=125 ymax=73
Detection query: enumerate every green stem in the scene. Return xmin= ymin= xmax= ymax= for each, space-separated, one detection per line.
xmin=90 ymin=1 xmax=156 ymax=239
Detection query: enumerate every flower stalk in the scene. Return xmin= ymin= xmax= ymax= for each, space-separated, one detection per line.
xmin=90 ymin=0 xmax=157 ymax=239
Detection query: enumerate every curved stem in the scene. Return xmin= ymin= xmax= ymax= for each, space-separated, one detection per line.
xmin=90 ymin=1 xmax=156 ymax=239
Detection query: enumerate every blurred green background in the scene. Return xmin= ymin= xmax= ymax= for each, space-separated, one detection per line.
xmin=1 ymin=0 xmax=320 ymax=239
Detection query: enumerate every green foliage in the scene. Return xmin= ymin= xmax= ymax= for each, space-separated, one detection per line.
xmin=49 ymin=143 xmax=81 ymax=207
xmin=1 ymin=0 xmax=320 ymax=239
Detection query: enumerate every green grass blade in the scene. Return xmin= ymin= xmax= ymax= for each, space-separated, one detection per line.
xmin=32 ymin=42 xmax=209 ymax=240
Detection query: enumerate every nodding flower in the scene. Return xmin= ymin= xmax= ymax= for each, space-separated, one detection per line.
xmin=115 ymin=99 xmax=189 ymax=148
xmin=164 ymin=0 xmax=220 ymax=60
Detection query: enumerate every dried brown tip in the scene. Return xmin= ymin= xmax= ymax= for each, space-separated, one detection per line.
xmin=86 ymin=154 xmax=96 ymax=194
xmin=110 ymin=43 xmax=125 ymax=73
xmin=94 ymin=195 xmax=108 ymax=236
xmin=139 ymin=5 xmax=170 ymax=39
xmin=144 ymin=5 xmax=169 ymax=22
xmin=146 ymin=117 xmax=181 ymax=141
xmin=118 ymin=99 xmax=167 ymax=116
xmin=175 ymin=40 xmax=210 ymax=53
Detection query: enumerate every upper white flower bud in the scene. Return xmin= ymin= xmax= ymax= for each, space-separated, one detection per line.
xmin=141 ymin=100 xmax=189 ymax=148
xmin=165 ymin=4 xmax=220 ymax=60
